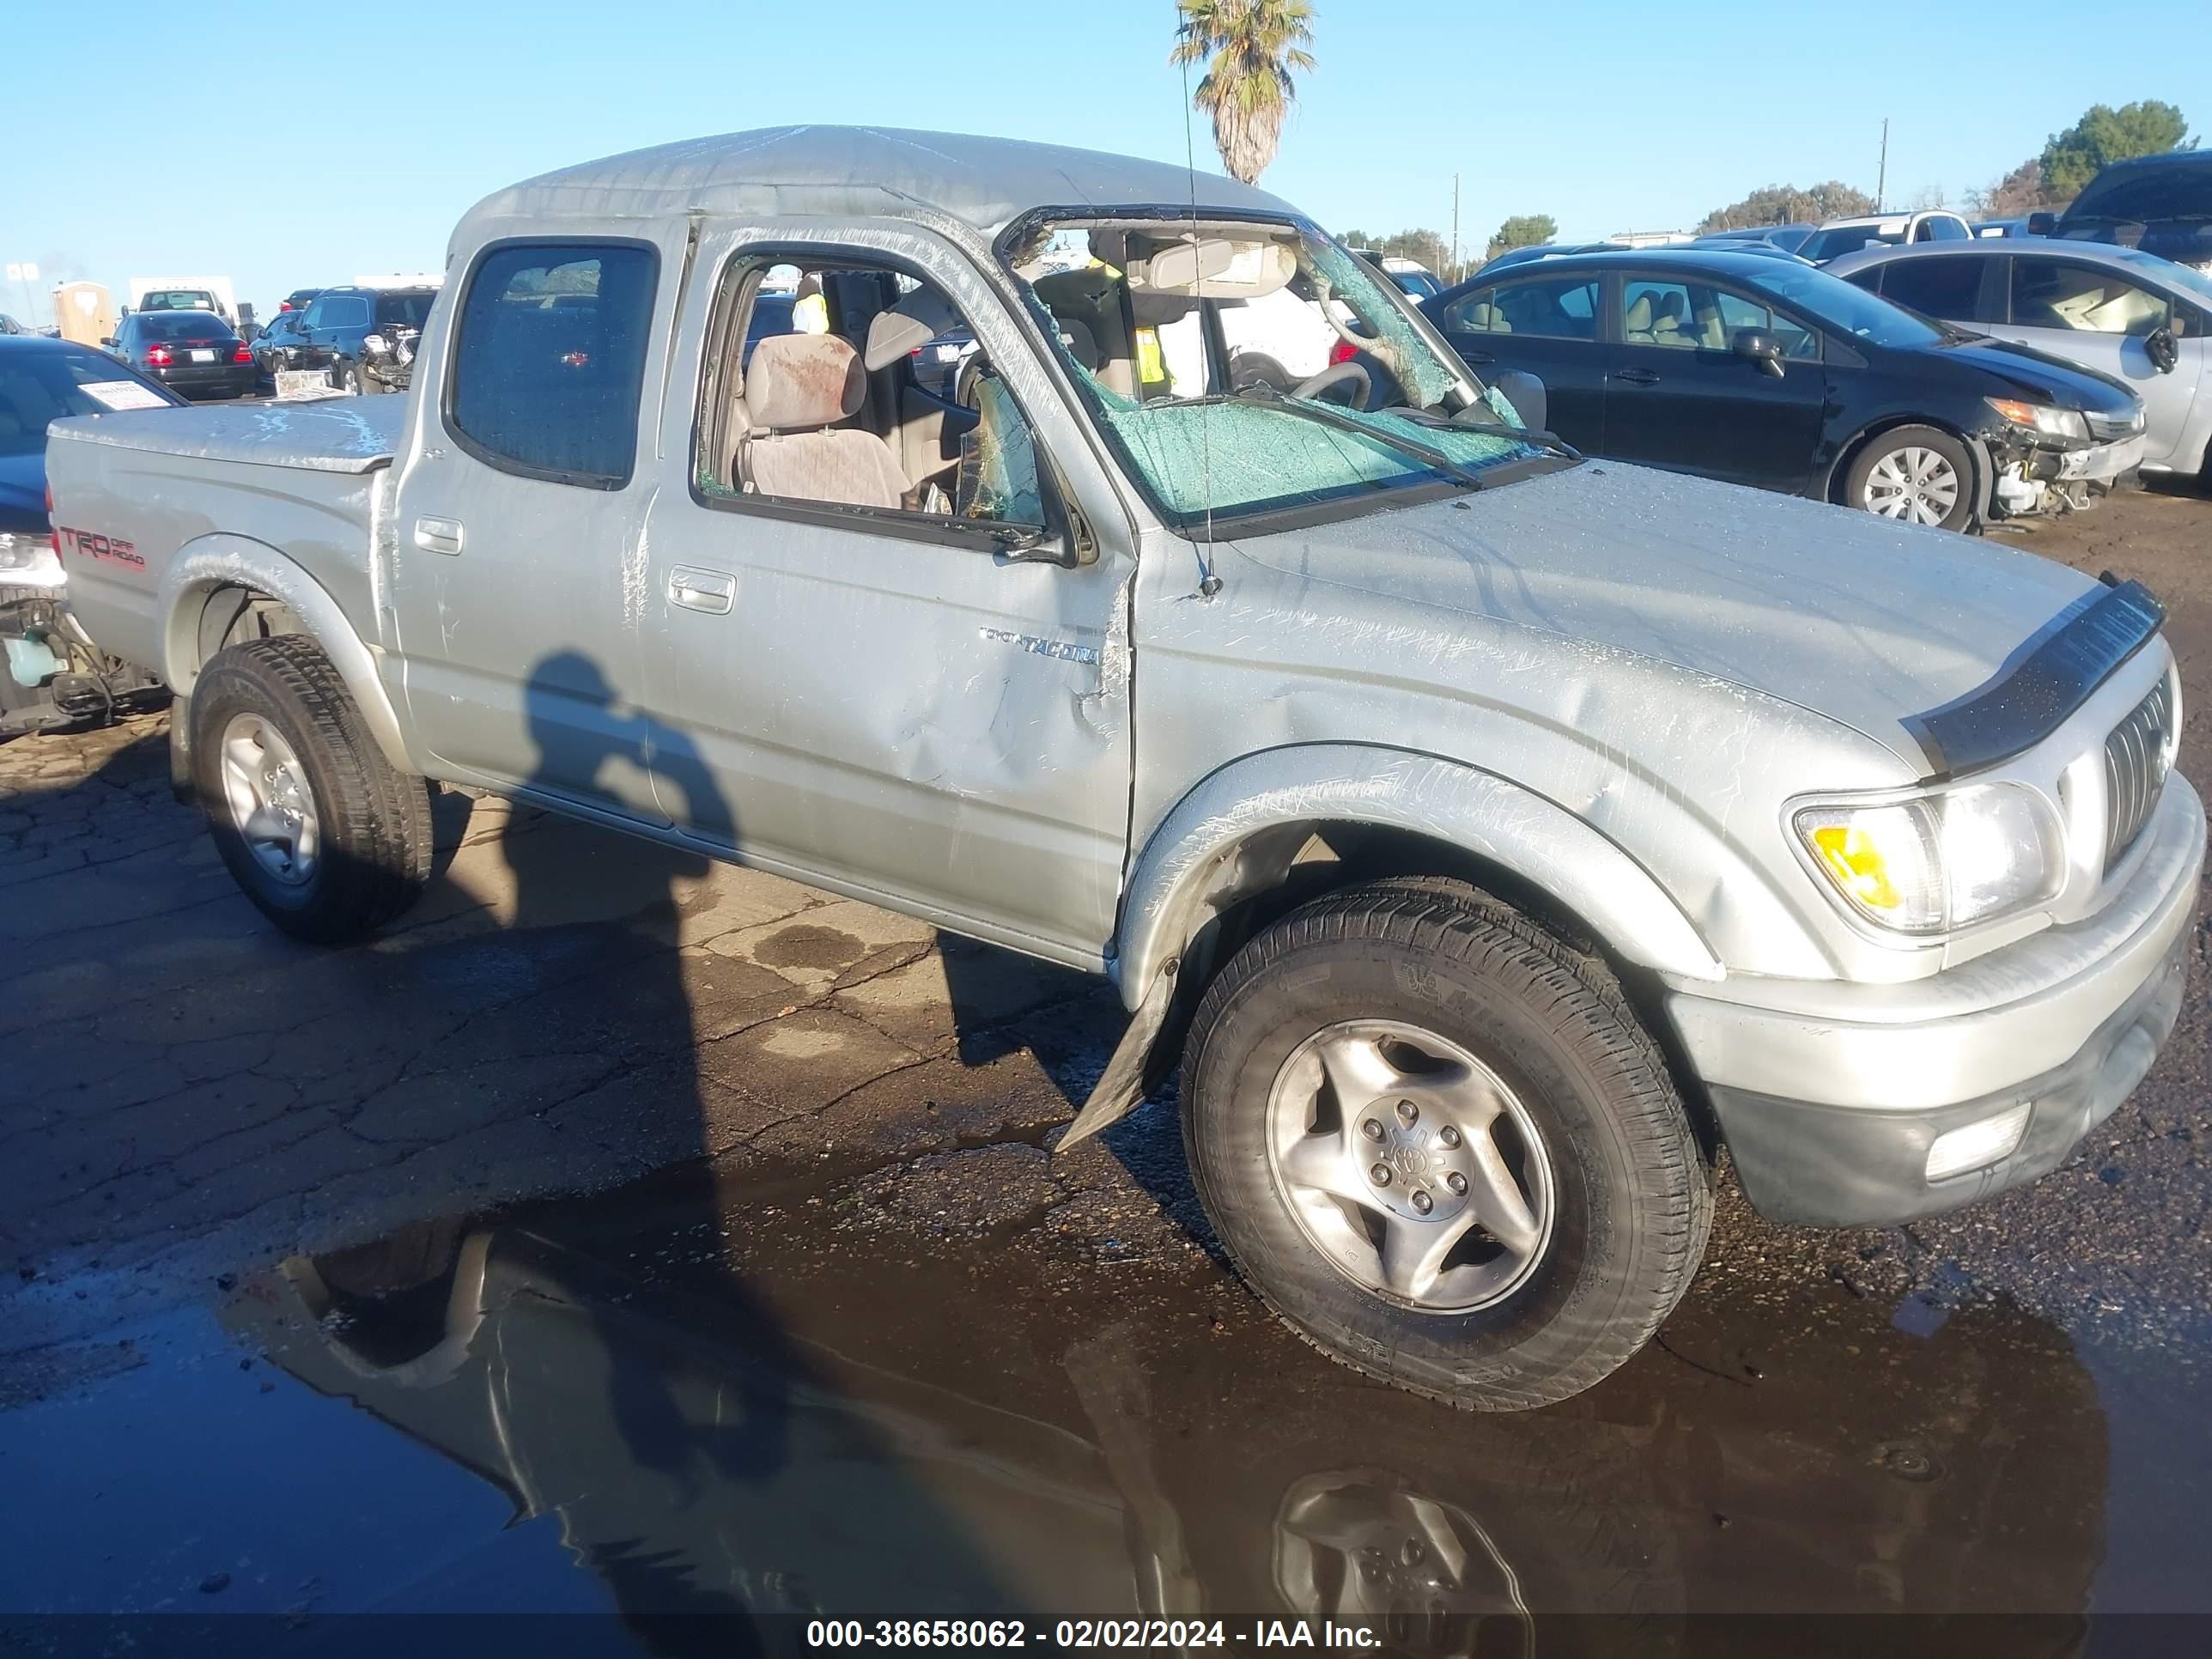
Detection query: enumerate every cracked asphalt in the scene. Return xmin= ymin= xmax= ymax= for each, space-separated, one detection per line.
xmin=2 ymin=484 xmax=2209 ymax=1634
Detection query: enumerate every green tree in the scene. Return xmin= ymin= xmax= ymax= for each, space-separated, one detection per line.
xmin=1697 ymin=181 xmax=1877 ymax=234
xmin=2040 ymin=100 xmax=2192 ymax=199
xmin=1485 ymin=214 xmax=1558 ymax=260
xmin=1170 ymin=0 xmax=1316 ymax=185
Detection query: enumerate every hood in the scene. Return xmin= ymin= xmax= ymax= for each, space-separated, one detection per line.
xmin=1919 ymin=334 xmax=2141 ymax=416
xmin=0 ymin=447 xmax=46 ymax=536
xmin=1233 ymin=462 xmax=2100 ymax=769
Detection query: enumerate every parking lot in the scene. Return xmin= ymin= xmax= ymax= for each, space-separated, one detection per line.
xmin=0 ymin=478 xmax=2204 ymax=1630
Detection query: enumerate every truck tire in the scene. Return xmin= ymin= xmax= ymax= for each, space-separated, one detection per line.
xmin=190 ymin=635 xmax=432 ymax=944
xmin=1844 ymin=424 xmax=1974 ymax=531
xmin=1181 ymin=878 xmax=1711 ymax=1412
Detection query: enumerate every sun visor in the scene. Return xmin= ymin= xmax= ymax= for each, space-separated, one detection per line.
xmin=1128 ymin=237 xmax=1296 ymax=299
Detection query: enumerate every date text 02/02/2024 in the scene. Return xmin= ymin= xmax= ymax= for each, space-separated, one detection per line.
xmin=805 ymin=1619 xmax=1387 ymax=1648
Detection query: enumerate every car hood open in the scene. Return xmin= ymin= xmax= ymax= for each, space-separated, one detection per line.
xmin=1234 ymin=460 xmax=2104 ymax=769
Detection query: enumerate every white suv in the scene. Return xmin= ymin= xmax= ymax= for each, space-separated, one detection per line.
xmin=1801 ymin=210 xmax=1974 ymax=264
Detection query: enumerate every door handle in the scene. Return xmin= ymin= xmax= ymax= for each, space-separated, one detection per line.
xmin=1611 ymin=368 xmax=1662 ymax=386
xmin=669 ymin=566 xmax=736 ymax=615
xmin=413 ymin=516 xmax=464 ymax=556
xmin=1458 ymin=346 xmax=1495 ymax=365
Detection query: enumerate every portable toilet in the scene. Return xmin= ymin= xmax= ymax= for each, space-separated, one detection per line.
xmin=52 ymin=282 xmax=114 ymax=349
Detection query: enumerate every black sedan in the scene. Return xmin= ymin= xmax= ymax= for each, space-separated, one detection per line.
xmin=103 ymin=309 xmax=258 ymax=400
xmin=252 ymin=307 xmax=314 ymax=384
xmin=1421 ymin=248 xmax=2146 ymax=531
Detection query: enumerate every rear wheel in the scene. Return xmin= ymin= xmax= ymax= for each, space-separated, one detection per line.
xmin=190 ymin=635 xmax=431 ymax=942
xmin=1182 ymin=879 xmax=1711 ymax=1411
xmin=1847 ymin=423 xmax=1973 ymax=530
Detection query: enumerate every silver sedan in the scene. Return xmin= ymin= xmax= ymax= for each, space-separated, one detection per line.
xmin=1829 ymin=238 xmax=2212 ymax=481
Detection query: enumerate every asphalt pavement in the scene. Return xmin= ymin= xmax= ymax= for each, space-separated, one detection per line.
xmin=2 ymin=483 xmax=2208 ymax=1647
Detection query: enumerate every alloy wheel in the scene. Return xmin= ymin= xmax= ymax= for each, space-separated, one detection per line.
xmin=217 ymin=712 xmax=319 ymax=884
xmin=1265 ymin=1019 xmax=1556 ymax=1312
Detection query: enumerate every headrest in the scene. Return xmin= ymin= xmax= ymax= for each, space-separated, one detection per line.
xmin=1623 ymin=295 xmax=1653 ymax=331
xmin=864 ymin=289 xmax=961 ymax=372
xmin=1129 ymin=291 xmax=1197 ymax=326
xmin=746 ymin=332 xmax=864 ymax=429
xmin=1054 ymin=318 xmax=1102 ymax=370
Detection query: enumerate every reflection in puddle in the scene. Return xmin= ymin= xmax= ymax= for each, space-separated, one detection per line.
xmin=11 ymin=1163 xmax=2081 ymax=1648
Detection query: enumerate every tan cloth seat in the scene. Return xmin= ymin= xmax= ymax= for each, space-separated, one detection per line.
xmin=738 ymin=333 xmax=910 ymax=509
xmin=1648 ymin=291 xmax=1694 ymax=348
xmin=1622 ymin=293 xmax=1656 ymax=343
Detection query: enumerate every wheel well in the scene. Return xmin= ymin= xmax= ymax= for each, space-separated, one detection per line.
xmin=1826 ymin=415 xmax=1979 ymax=506
xmin=191 ymin=585 xmax=307 ymax=678
xmin=1150 ymin=821 xmax=1722 ymax=1158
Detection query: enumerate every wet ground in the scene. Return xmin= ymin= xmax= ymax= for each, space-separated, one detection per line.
xmin=3 ymin=485 xmax=2209 ymax=1652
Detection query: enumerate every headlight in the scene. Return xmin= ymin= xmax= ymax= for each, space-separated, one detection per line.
xmin=1986 ymin=397 xmax=2088 ymax=442
xmin=1793 ymin=782 xmax=2063 ymax=935
xmin=362 ymin=332 xmax=388 ymax=356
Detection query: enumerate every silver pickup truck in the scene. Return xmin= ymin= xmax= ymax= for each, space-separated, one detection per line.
xmin=48 ymin=128 xmax=2203 ymax=1411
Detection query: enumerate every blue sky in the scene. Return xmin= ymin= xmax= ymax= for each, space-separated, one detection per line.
xmin=3 ymin=0 xmax=2204 ymax=325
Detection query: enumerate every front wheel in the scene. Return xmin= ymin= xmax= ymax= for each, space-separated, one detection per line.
xmin=190 ymin=635 xmax=432 ymax=942
xmin=1846 ymin=424 xmax=1974 ymax=531
xmin=1181 ymin=879 xmax=1711 ymax=1412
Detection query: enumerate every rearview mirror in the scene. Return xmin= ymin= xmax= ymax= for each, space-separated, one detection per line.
xmin=1488 ymin=369 xmax=1547 ymax=433
xmin=100 ymin=337 xmax=115 ymax=347
xmin=1731 ymin=329 xmax=1787 ymax=378
xmin=2027 ymin=211 xmax=2057 ymax=237
xmin=2146 ymin=326 xmax=2179 ymax=374
xmin=987 ymin=523 xmax=1079 ymax=568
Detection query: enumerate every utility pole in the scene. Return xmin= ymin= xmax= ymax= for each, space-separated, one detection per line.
xmin=4 ymin=262 xmax=36 ymax=327
xmin=1876 ymin=118 xmax=1889 ymax=212
xmin=1450 ymin=173 xmax=1461 ymax=281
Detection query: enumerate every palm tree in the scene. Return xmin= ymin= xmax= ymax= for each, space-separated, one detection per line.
xmin=1170 ymin=0 xmax=1316 ymax=185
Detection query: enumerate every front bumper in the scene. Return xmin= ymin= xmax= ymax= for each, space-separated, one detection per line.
xmin=2056 ymin=432 xmax=2146 ymax=483
xmin=1667 ymin=776 xmax=2204 ymax=1225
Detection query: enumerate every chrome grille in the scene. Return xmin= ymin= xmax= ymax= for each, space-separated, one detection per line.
xmin=2086 ymin=407 xmax=2144 ymax=442
xmin=2104 ymin=678 xmax=2174 ymax=871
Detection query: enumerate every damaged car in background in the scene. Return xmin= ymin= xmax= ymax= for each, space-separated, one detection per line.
xmin=45 ymin=127 xmax=2204 ymax=1412
xmin=1832 ymin=239 xmax=2212 ymax=489
xmin=0 ymin=334 xmax=171 ymax=738
xmin=1424 ymin=246 xmax=2148 ymax=529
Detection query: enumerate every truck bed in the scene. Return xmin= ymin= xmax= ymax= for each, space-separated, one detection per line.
xmin=46 ymin=398 xmax=407 ymax=680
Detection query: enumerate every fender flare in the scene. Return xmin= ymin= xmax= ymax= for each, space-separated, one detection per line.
xmin=1112 ymin=744 xmax=1724 ymax=1007
xmin=159 ymin=533 xmax=413 ymax=775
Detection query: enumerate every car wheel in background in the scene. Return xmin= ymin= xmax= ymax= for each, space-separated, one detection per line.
xmin=1180 ymin=878 xmax=1712 ymax=1411
xmin=190 ymin=635 xmax=432 ymax=943
xmin=334 ymin=360 xmax=362 ymax=395
xmin=1846 ymin=424 xmax=1974 ymax=531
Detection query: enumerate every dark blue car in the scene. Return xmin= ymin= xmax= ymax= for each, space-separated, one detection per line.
xmin=1 ymin=335 xmax=179 ymax=735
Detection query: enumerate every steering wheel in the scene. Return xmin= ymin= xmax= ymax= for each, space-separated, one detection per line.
xmin=1290 ymin=360 xmax=1372 ymax=409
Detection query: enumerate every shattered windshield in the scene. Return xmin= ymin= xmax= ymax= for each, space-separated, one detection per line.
xmin=1001 ymin=216 xmax=1552 ymax=531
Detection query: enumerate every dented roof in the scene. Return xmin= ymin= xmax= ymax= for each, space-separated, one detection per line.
xmin=452 ymin=125 xmax=1299 ymax=252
